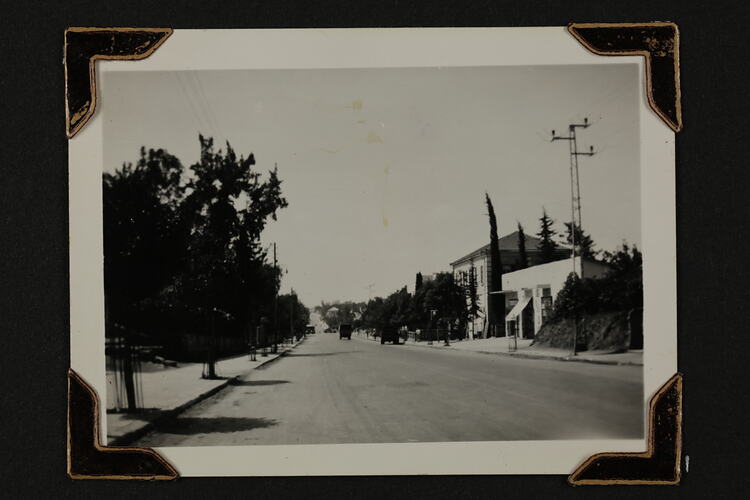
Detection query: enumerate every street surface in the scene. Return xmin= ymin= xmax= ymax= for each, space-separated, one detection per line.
xmin=136 ymin=332 xmax=643 ymax=446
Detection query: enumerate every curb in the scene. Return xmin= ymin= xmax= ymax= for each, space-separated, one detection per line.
xmin=486 ymin=350 xmax=643 ymax=367
xmin=109 ymin=336 xmax=306 ymax=446
xmin=362 ymin=335 xmax=642 ymax=367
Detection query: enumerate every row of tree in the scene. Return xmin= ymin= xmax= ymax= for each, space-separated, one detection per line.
xmin=327 ymin=273 xmax=468 ymax=339
xmin=104 ymin=136 xmax=308 ymax=357
xmin=315 ymin=301 xmax=363 ymax=329
xmin=324 ymin=195 xmax=611 ymax=340
xmin=515 ymin=208 xmax=598 ymax=269
xmin=550 ymin=243 xmax=643 ymax=320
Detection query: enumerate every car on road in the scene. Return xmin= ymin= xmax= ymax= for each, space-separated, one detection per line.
xmin=339 ymin=324 xmax=353 ymax=340
xmin=380 ymin=325 xmax=400 ymax=345
xmin=305 ymin=325 xmax=316 ymax=335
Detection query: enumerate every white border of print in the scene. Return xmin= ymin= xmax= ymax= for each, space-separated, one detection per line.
xmin=69 ymin=27 xmax=676 ymax=476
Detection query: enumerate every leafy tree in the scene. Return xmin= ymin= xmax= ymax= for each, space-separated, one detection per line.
xmin=600 ymin=243 xmax=643 ymax=311
xmin=517 ymin=222 xmax=529 ymax=270
xmin=277 ymin=293 xmax=310 ymax=338
xmin=391 ymin=286 xmax=412 ymax=327
xmin=359 ymin=273 xmax=466 ymax=340
xmin=103 ymin=147 xmax=187 ymax=329
xmin=360 ymin=296 xmax=386 ymax=332
xmin=103 ymin=136 xmax=289 ymax=356
xmin=366 ymin=288 xmax=411 ymax=332
xmin=179 ymin=135 xmax=287 ymax=324
xmin=465 ymin=264 xmax=481 ymax=326
xmin=316 ymin=300 xmax=365 ymax=328
xmin=564 ymin=221 xmax=598 ymax=260
xmin=423 ymin=272 xmax=468 ymax=337
xmin=485 ymin=193 xmax=504 ymax=334
xmin=415 ymin=272 xmax=423 ymax=291
xmin=537 ymin=208 xmax=558 ymax=263
xmin=549 ymin=243 xmax=643 ymax=322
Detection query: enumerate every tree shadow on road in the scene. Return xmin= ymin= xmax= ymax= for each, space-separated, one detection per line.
xmin=109 ymin=408 xmax=165 ymax=422
xmin=155 ymin=416 xmax=278 ymax=435
xmin=230 ymin=379 xmax=290 ymax=387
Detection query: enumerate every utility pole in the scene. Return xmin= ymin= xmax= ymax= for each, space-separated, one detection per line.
xmin=121 ymin=326 xmax=137 ymax=411
xmin=551 ymin=117 xmax=596 ymax=355
xmin=551 ymin=117 xmax=596 ymax=278
xmin=273 ymin=242 xmax=279 ymax=352
xmin=429 ymin=309 xmax=438 ymax=345
xmin=365 ymin=283 xmax=375 ymax=301
xmin=290 ymin=287 xmax=295 ymax=341
xmin=206 ymin=308 xmax=217 ymax=378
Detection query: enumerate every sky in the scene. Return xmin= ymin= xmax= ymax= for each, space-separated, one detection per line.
xmin=102 ymin=64 xmax=640 ymax=308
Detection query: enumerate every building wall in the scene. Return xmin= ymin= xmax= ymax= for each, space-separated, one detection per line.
xmin=452 ymin=254 xmax=489 ymax=339
xmin=501 ymin=257 xmax=611 ymax=338
xmin=451 ymin=244 xmax=606 ymax=340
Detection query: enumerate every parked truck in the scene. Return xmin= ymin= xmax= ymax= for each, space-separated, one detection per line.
xmin=339 ymin=324 xmax=353 ymax=340
xmin=380 ymin=325 xmax=400 ymax=345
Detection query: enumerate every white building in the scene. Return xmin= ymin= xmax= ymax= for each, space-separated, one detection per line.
xmin=450 ymin=231 xmax=569 ymax=338
xmin=499 ymin=257 xmax=611 ymax=339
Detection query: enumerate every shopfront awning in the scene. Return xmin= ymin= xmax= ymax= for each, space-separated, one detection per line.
xmin=505 ymin=295 xmax=532 ymax=322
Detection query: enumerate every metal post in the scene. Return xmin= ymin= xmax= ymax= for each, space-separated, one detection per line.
xmin=273 ymin=243 xmax=279 ymax=353
xmin=207 ymin=308 xmax=217 ymax=378
xmin=260 ymin=319 xmax=268 ymax=357
xmin=290 ymin=288 xmax=295 ymax=341
xmin=567 ymin=127 xmax=579 ymax=357
xmin=122 ymin=329 xmax=137 ymax=411
xmin=428 ymin=309 xmax=437 ymax=345
xmin=254 ymin=324 xmax=261 ymax=359
xmin=551 ymin=118 xmax=596 ymax=356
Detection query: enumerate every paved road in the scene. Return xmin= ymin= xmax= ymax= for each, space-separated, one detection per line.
xmin=136 ymin=333 xmax=643 ymax=446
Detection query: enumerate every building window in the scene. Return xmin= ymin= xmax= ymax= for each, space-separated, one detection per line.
xmin=506 ymin=291 xmax=518 ymax=314
xmin=480 ymin=265 xmax=484 ymax=285
xmin=541 ymin=296 xmax=553 ymax=323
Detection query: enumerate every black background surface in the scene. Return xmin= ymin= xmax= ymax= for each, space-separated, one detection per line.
xmin=1 ymin=0 xmax=748 ymax=498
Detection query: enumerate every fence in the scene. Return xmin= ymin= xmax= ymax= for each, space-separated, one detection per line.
xmin=106 ymin=335 xmax=144 ymax=412
xmin=409 ymin=329 xmax=451 ymax=343
xmin=177 ymin=332 xmax=248 ymax=360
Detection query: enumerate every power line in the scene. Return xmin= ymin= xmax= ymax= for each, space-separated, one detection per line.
xmin=184 ymin=72 xmax=219 ymax=139
xmin=173 ymin=72 xmax=207 ymax=136
xmin=190 ymin=72 xmax=227 ymax=142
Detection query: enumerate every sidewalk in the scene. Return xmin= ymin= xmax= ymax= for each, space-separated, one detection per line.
xmin=106 ymin=338 xmax=304 ymax=445
xmin=354 ymin=332 xmax=642 ymax=366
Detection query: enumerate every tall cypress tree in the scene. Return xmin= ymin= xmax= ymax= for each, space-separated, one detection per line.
xmin=467 ymin=264 xmax=480 ymax=327
xmin=485 ymin=193 xmax=504 ymax=335
xmin=537 ymin=208 xmax=558 ymax=263
xmin=415 ymin=272 xmax=423 ymax=291
xmin=517 ymin=222 xmax=529 ymax=269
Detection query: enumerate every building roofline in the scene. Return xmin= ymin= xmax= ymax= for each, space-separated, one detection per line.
xmin=450 ymin=231 xmax=571 ymax=267
xmin=500 ymin=255 xmax=611 ymax=278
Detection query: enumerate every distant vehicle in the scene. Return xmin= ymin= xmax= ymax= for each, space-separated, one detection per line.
xmin=339 ymin=324 xmax=353 ymax=340
xmin=380 ymin=325 xmax=400 ymax=345
xmin=305 ymin=325 xmax=315 ymax=335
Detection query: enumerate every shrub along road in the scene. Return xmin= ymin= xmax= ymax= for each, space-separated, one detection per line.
xmin=134 ymin=331 xmax=643 ymax=446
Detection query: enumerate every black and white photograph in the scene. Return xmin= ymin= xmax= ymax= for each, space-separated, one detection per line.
xmin=68 ymin=28 xmax=677 ymax=476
